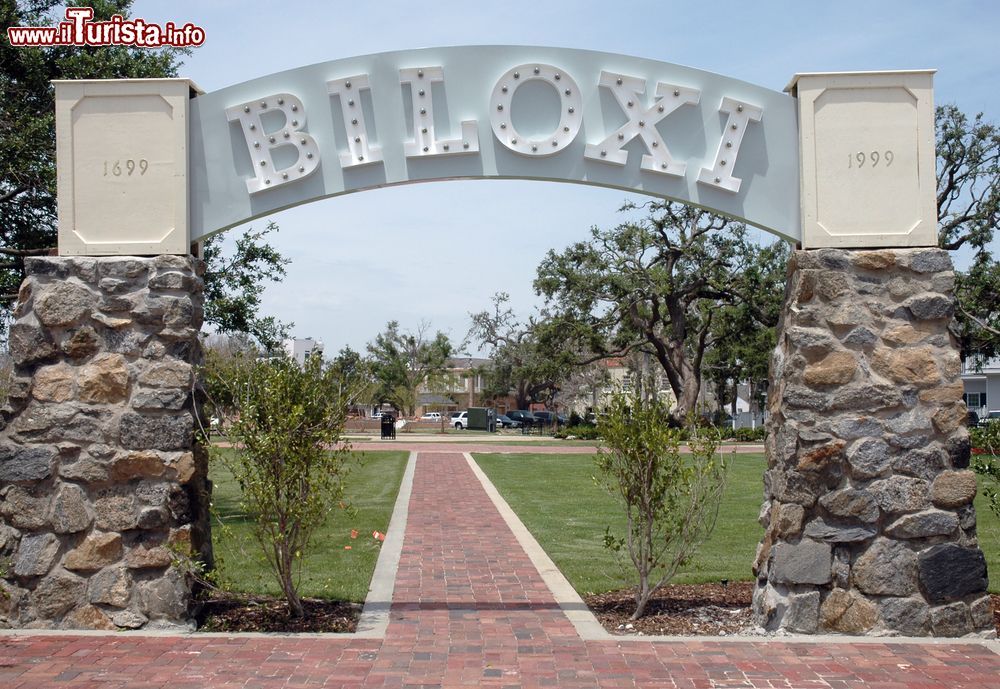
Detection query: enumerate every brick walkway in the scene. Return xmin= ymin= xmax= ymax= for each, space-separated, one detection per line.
xmin=2 ymin=451 xmax=999 ymax=688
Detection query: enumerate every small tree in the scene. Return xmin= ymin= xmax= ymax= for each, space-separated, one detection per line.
xmin=596 ymin=391 xmax=727 ymax=620
xmin=204 ymin=353 xmax=356 ymax=617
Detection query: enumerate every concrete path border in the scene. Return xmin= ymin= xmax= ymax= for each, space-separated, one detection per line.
xmin=354 ymin=449 xmax=417 ymax=638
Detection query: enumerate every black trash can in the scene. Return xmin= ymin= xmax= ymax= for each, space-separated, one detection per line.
xmin=380 ymin=413 xmax=396 ymax=440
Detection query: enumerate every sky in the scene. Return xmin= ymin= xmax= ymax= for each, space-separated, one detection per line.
xmin=131 ymin=0 xmax=1000 ymax=356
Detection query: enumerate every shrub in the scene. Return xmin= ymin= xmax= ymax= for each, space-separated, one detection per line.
xmin=557 ymin=424 xmax=601 ymax=440
xmin=972 ymin=421 xmax=1000 ymax=520
xmin=203 ymin=353 xmax=357 ymax=617
xmin=595 ymin=391 xmax=728 ymax=620
xmin=733 ymin=427 xmax=767 ymax=443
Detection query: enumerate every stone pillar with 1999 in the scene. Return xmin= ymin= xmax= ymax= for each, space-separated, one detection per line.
xmin=753 ymin=248 xmax=993 ymax=638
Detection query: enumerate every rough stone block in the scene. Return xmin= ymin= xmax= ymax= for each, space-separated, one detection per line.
xmin=93 ymin=492 xmax=139 ymax=532
xmin=869 ymin=476 xmax=929 ymax=514
xmin=770 ymin=539 xmax=832 ymax=585
xmin=802 ymin=517 xmax=876 ymax=543
xmin=48 ymin=484 xmax=92 ymax=534
xmin=905 ymin=293 xmax=954 ymax=320
xmin=820 ymin=589 xmax=878 ymax=633
xmin=78 ymin=353 xmax=129 ymax=404
xmin=846 ymin=437 xmax=893 ymax=479
xmin=32 ymin=570 xmax=86 ymax=618
xmin=136 ymin=359 xmax=193 ymax=389
xmin=60 ymin=326 xmax=101 ymax=360
xmin=970 ymin=596 xmax=995 ymax=631
xmin=930 ymin=602 xmax=973 ymax=637
xmin=803 ymin=352 xmax=857 ymax=386
xmin=1 ymin=485 xmax=50 ymax=529
xmin=819 ymin=488 xmax=880 ymax=523
xmin=64 ymin=532 xmax=123 ymax=572
xmin=0 ymin=445 xmax=54 ymax=483
xmin=784 ymin=591 xmax=820 ymax=633
xmin=140 ymin=567 xmax=188 ymax=620
xmin=853 ymin=539 xmax=918 ymax=596
xmin=31 ymin=363 xmax=75 ymax=403
xmin=930 ymin=470 xmax=977 ymax=508
xmin=88 ymin=565 xmax=132 ymax=607
xmin=775 ymin=503 xmax=804 ymax=537
xmin=62 ymin=604 xmax=116 ymax=630
xmin=34 ymin=282 xmax=95 ymax=327
xmin=877 ymin=596 xmax=930 ymax=636
xmin=886 ymin=510 xmax=959 ymax=539
xmin=14 ymin=533 xmax=60 ymax=577
xmin=119 ymin=413 xmax=193 ymax=451
xmin=917 ymin=544 xmax=988 ymax=603
xmin=7 ymin=323 xmax=57 ymax=366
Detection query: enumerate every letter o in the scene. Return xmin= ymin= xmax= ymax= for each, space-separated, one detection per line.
xmin=489 ymin=63 xmax=582 ymax=157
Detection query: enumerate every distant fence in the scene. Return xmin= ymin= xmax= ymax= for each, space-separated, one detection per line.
xmin=732 ymin=411 xmax=767 ymax=430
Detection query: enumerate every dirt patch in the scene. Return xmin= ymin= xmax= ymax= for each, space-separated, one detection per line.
xmin=197 ymin=593 xmax=361 ymax=633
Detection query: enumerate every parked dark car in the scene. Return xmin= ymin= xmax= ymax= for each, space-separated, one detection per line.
xmin=532 ymin=411 xmax=566 ymax=426
xmin=506 ymin=410 xmax=537 ymax=427
xmin=496 ymin=414 xmax=520 ymax=429
xmin=967 ymin=410 xmax=980 ymax=427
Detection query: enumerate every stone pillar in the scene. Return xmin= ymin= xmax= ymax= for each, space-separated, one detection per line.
xmin=0 ymin=256 xmax=210 ymax=630
xmin=753 ymin=248 xmax=993 ymax=638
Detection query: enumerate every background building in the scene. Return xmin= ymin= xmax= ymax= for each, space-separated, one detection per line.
xmin=282 ymin=337 xmax=324 ymax=366
xmin=962 ymin=354 xmax=999 ymax=418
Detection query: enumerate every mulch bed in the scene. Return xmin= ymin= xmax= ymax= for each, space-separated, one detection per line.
xmin=194 ymin=586 xmax=1000 ymax=636
xmin=196 ymin=593 xmax=361 ymax=633
xmin=585 ymin=582 xmax=755 ymax=636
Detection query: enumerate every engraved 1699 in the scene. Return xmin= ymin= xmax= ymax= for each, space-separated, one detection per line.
xmin=848 ymin=151 xmax=894 ymax=168
xmin=103 ymin=159 xmax=149 ymax=177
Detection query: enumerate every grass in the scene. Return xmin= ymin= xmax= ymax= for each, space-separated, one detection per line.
xmin=208 ymin=449 xmax=408 ymax=602
xmin=474 ymin=452 xmax=1000 ymax=596
xmin=474 ymin=451 xmax=765 ymax=595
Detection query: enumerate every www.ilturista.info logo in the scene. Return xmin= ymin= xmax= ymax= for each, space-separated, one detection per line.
xmin=7 ymin=7 xmax=205 ymax=48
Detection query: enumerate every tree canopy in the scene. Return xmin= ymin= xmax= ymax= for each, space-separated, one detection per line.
xmin=467 ymin=293 xmax=576 ymax=410
xmin=366 ymin=320 xmax=453 ymax=416
xmin=535 ymin=201 xmax=786 ymax=423
xmin=936 ymin=104 xmax=1000 ymax=360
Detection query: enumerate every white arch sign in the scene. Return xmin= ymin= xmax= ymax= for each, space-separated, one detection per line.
xmin=53 ymin=46 xmax=937 ymax=254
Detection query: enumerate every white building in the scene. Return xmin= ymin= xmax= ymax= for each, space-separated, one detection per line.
xmin=282 ymin=337 xmax=324 ymax=366
xmin=962 ymin=354 xmax=999 ymax=418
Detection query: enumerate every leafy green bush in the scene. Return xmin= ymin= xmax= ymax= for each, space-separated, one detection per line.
xmin=973 ymin=422 xmax=1000 ymax=520
xmin=595 ymin=392 xmax=728 ymax=620
xmin=203 ymin=354 xmax=358 ymax=618
xmin=557 ymin=424 xmax=601 ymax=440
xmin=733 ymin=427 xmax=768 ymax=443
xmin=971 ymin=422 xmax=1000 ymax=455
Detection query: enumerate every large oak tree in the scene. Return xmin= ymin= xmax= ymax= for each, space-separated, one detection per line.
xmin=535 ymin=201 xmax=787 ymax=424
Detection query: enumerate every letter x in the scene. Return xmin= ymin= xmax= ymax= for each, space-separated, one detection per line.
xmin=584 ymin=71 xmax=699 ymax=176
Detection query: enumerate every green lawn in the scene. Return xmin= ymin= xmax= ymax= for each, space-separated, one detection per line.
xmin=208 ymin=449 xmax=408 ymax=602
xmin=474 ymin=452 xmax=1000 ymax=595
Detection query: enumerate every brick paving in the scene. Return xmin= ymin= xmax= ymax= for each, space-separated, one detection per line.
xmin=2 ymin=451 xmax=999 ymax=688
